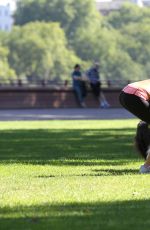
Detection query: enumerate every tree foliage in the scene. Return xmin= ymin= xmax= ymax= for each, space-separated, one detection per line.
xmin=14 ymin=0 xmax=102 ymax=37
xmin=5 ymin=22 xmax=81 ymax=81
xmin=0 ymin=1 xmax=148 ymax=82
xmin=106 ymin=3 xmax=150 ymax=79
xmin=0 ymin=41 xmax=16 ymax=82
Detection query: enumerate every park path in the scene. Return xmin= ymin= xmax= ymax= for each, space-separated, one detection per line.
xmin=0 ymin=108 xmax=135 ymax=121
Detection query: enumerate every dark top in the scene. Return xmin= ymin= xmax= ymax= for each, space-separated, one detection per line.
xmin=87 ymin=67 xmax=100 ymax=84
xmin=72 ymin=70 xmax=82 ymax=88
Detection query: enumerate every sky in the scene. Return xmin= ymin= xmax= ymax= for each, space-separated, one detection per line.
xmin=0 ymin=0 xmax=16 ymax=11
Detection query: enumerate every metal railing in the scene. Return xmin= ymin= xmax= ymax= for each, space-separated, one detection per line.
xmin=0 ymin=79 xmax=131 ymax=89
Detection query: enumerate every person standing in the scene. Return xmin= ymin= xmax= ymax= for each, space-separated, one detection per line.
xmin=72 ymin=64 xmax=87 ymax=108
xmin=86 ymin=62 xmax=109 ymax=108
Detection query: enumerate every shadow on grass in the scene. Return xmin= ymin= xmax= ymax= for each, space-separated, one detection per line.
xmin=37 ymin=168 xmax=139 ymax=178
xmin=0 ymin=199 xmax=150 ymax=230
xmin=0 ymin=128 xmax=138 ymax=166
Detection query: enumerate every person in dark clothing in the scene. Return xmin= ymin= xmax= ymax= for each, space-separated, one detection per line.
xmin=86 ymin=62 xmax=109 ymax=108
xmin=71 ymin=64 xmax=87 ymax=108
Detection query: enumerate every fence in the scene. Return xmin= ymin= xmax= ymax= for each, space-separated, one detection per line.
xmin=0 ymin=86 xmax=122 ymax=109
xmin=0 ymin=78 xmax=131 ymax=109
xmin=0 ymin=79 xmax=130 ymax=89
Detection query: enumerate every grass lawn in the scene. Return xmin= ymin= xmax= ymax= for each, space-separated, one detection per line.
xmin=0 ymin=119 xmax=150 ymax=230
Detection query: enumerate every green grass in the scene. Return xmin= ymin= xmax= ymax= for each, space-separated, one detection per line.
xmin=0 ymin=119 xmax=149 ymax=230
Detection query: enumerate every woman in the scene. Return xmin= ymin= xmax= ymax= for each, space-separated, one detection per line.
xmin=119 ymin=79 xmax=150 ymax=173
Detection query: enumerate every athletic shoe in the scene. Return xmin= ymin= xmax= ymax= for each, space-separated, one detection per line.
xmin=80 ymin=102 xmax=86 ymax=108
xmin=139 ymin=165 xmax=150 ymax=174
xmin=100 ymin=102 xmax=110 ymax=108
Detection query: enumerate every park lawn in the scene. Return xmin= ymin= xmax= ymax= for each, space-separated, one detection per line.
xmin=0 ymin=119 xmax=150 ymax=230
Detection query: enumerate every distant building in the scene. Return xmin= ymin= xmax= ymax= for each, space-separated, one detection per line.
xmin=96 ymin=1 xmax=121 ymax=14
xmin=0 ymin=3 xmax=13 ymax=31
xmin=131 ymin=0 xmax=143 ymax=7
xmin=96 ymin=0 xmax=150 ymax=14
xmin=143 ymin=0 xmax=150 ymax=6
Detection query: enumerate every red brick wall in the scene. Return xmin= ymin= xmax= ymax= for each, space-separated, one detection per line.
xmin=0 ymin=87 xmax=122 ymax=109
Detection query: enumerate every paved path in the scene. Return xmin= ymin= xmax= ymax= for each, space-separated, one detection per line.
xmin=0 ymin=108 xmax=135 ymax=121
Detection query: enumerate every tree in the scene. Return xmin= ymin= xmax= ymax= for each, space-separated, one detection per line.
xmin=105 ymin=4 xmax=150 ymax=80
xmin=14 ymin=0 xmax=103 ymax=67
xmin=120 ymin=21 xmax=150 ymax=64
xmin=13 ymin=0 xmax=150 ymax=82
xmin=0 ymin=42 xmax=16 ymax=82
xmin=107 ymin=3 xmax=145 ymax=29
xmin=14 ymin=0 xmax=102 ymax=38
xmin=102 ymin=49 xmax=144 ymax=82
xmin=6 ymin=22 xmax=82 ymax=81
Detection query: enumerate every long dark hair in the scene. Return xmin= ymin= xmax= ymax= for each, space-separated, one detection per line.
xmin=135 ymin=121 xmax=150 ymax=159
